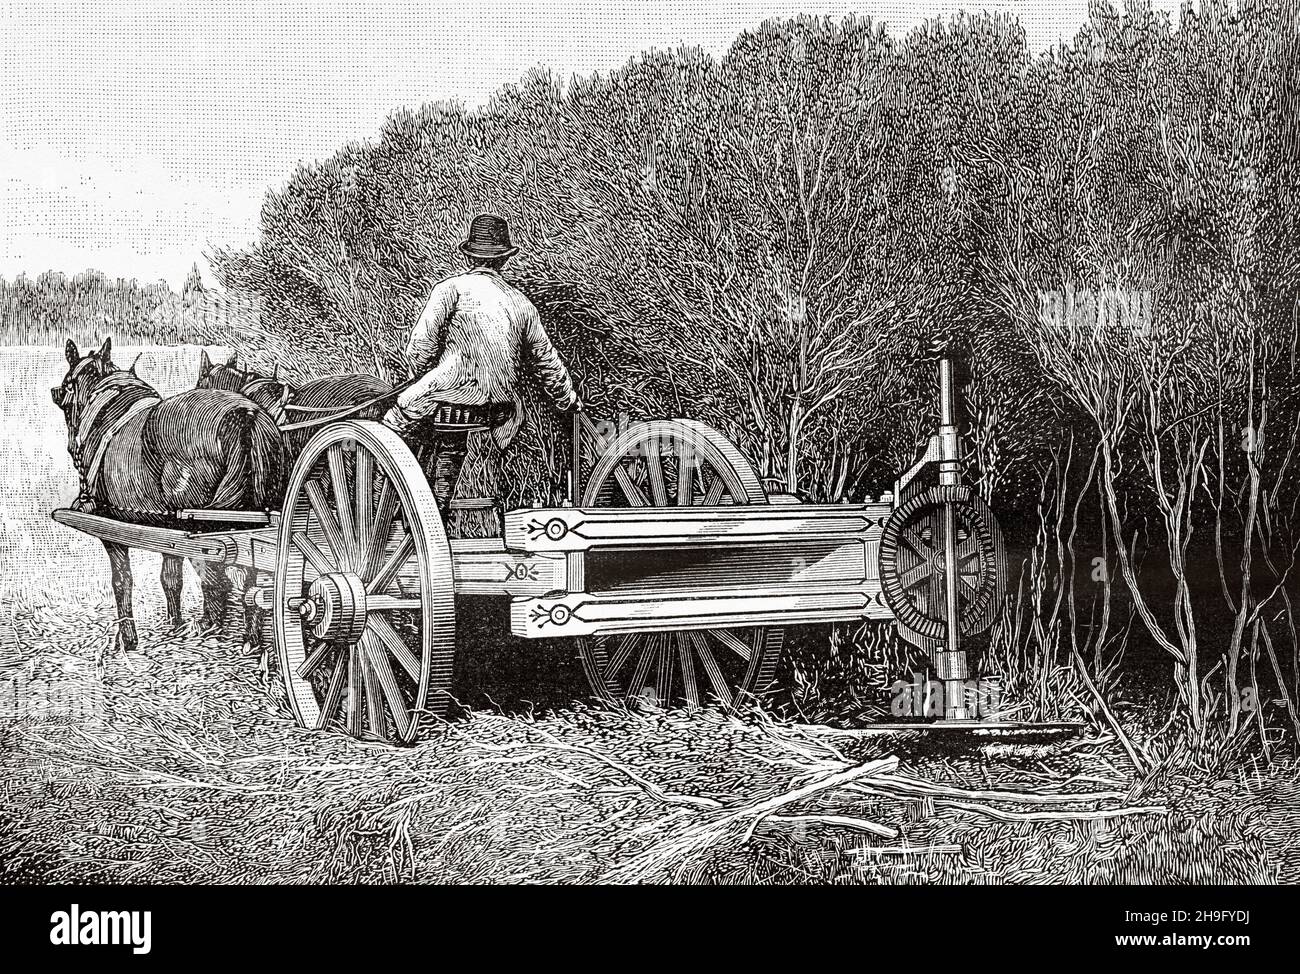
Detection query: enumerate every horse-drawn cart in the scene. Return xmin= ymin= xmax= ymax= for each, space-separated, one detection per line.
xmin=53 ymin=356 xmax=1013 ymax=745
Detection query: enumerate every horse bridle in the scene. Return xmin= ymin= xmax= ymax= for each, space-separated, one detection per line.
xmin=55 ymin=359 xmax=158 ymax=477
xmin=53 ymin=354 xmax=107 ymax=467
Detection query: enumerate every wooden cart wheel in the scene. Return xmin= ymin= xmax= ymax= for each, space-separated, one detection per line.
xmin=878 ymin=484 xmax=1005 ymax=642
xmin=576 ymin=419 xmax=784 ymax=708
xmin=273 ymin=420 xmax=455 ymax=744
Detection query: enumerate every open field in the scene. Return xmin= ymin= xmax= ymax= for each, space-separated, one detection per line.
xmin=1 ymin=343 xmax=1297 ymax=884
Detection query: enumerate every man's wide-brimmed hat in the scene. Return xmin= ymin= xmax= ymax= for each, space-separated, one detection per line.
xmin=459 ymin=214 xmax=519 ymax=259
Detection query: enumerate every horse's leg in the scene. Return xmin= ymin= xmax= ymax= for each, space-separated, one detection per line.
xmin=103 ymin=541 xmax=136 ymax=668
xmin=199 ymin=562 xmax=232 ymax=632
xmin=230 ymin=566 xmax=261 ymax=655
xmin=160 ymin=555 xmax=185 ymax=628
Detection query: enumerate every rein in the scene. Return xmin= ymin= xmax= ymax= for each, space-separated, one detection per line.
xmin=277 ymin=378 xmax=417 ymax=433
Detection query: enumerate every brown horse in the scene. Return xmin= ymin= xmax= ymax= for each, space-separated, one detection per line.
xmin=53 ymin=338 xmax=287 ymax=663
xmin=197 ymin=349 xmax=292 ymax=417
xmin=195 ymin=353 xmax=393 ymax=460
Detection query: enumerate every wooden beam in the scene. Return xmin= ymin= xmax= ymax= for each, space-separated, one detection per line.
xmin=502 ymin=503 xmax=892 ymax=553
xmin=395 ymin=539 xmax=571 ymax=597
xmin=510 ymin=582 xmax=892 ymax=639
xmin=52 ymin=509 xmax=237 ymax=563
xmin=176 ymin=508 xmax=271 ymax=525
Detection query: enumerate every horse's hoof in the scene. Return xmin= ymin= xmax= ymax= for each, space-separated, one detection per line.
xmin=112 ymin=627 xmax=137 ymax=659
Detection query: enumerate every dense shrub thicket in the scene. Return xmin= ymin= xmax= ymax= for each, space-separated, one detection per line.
xmin=214 ymin=1 xmax=1300 ymax=756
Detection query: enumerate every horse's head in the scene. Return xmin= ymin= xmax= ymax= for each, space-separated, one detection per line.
xmin=196 ymin=348 xmax=256 ymax=392
xmin=51 ymin=337 xmax=116 ymax=439
xmin=197 ymin=349 xmax=292 ymax=423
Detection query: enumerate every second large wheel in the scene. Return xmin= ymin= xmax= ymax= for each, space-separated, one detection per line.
xmin=273 ymin=421 xmax=455 ymax=744
xmin=576 ymin=419 xmax=784 ymax=708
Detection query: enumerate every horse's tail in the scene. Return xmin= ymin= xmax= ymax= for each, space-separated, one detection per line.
xmin=209 ymin=406 xmax=256 ymax=510
xmin=248 ymin=408 xmax=285 ymax=509
xmin=210 ymin=405 xmax=283 ymax=511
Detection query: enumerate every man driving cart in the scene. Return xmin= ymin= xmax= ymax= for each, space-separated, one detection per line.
xmin=383 ymin=214 xmax=581 ymax=513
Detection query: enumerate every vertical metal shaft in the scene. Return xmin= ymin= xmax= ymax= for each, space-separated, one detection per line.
xmin=936 ymin=356 xmax=969 ymax=719
xmin=570 ymin=409 xmax=584 ymax=506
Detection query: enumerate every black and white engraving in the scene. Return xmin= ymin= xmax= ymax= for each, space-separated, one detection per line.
xmin=1 ymin=0 xmax=1297 ymax=889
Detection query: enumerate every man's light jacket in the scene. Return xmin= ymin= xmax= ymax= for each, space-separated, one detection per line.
xmin=399 ymin=267 xmax=578 ymax=447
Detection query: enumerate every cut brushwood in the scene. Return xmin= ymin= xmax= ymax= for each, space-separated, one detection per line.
xmin=850 ymin=773 xmax=1130 ymax=805
xmin=600 ymin=755 xmax=901 ymax=882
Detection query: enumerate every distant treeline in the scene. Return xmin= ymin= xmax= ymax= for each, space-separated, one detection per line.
xmin=0 ymin=265 xmax=253 ymax=346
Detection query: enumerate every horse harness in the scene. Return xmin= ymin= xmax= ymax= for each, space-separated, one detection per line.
xmin=69 ymin=372 xmax=161 ymax=499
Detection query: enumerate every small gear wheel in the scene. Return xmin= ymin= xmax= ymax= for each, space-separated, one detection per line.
xmin=878 ymin=485 xmax=1005 ymax=641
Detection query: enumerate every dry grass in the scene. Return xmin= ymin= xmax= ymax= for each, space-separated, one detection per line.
xmin=0 ymin=598 xmax=1289 ymax=885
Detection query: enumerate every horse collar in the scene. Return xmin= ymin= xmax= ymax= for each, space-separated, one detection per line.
xmin=76 ymin=374 xmax=158 ymax=451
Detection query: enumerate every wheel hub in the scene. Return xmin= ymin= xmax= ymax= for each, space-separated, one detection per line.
xmin=304 ymin=571 xmax=368 ymax=643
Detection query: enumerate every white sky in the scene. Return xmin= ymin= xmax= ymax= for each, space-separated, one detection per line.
xmin=1 ymin=0 xmax=1188 ymax=288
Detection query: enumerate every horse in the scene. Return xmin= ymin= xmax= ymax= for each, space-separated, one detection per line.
xmin=197 ymin=349 xmax=292 ymax=417
xmin=53 ymin=338 xmax=287 ymax=666
xmin=195 ymin=352 xmax=393 ymax=460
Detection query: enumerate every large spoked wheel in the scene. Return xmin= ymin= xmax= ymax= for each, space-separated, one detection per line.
xmin=878 ymin=484 xmax=1005 ymax=642
xmin=576 ymin=419 xmax=784 ymax=708
xmin=274 ymin=421 xmax=455 ymax=745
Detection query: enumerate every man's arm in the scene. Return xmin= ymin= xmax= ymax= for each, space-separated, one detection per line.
xmin=523 ymin=308 xmax=579 ymax=411
xmin=406 ymin=281 xmax=457 ymax=376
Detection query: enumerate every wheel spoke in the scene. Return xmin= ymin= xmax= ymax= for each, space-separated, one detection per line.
xmin=328 ymin=444 xmax=357 ymax=557
xmin=306 ymin=480 xmax=351 ymax=569
xmin=367 ymin=533 xmax=414 ymax=595
xmin=900 ymin=562 xmax=932 ymax=591
xmin=654 ymin=635 xmax=673 ymax=703
xmin=900 ymin=533 xmax=929 ymax=561
xmin=613 ymin=464 xmax=649 ymax=507
xmin=689 ymin=630 xmax=731 ymax=707
xmin=364 ymin=478 xmax=399 ymax=580
xmin=316 ymin=652 xmax=348 ymax=730
xmin=362 ymin=633 xmax=411 ymax=739
xmin=703 ymin=472 xmax=727 ymax=505
xmin=355 ymin=449 xmax=373 ymax=574
xmin=368 ymin=614 xmax=422 ymax=681
xmin=361 ymin=643 xmax=386 ymax=740
xmin=675 ymin=453 xmax=695 ymax=506
xmin=298 ymin=639 xmax=335 ymax=679
xmin=713 ymin=628 xmax=752 ymax=662
xmin=676 ymin=633 xmax=699 ymax=707
xmin=292 ymin=531 xmax=335 ymax=576
xmin=645 ymin=447 xmax=668 ymax=506
xmin=367 ymin=595 xmax=421 ymax=612
xmin=628 ymin=634 xmax=656 ymax=699
xmin=346 ymin=643 xmax=364 ymax=738
xmin=603 ymin=632 xmax=643 ymax=679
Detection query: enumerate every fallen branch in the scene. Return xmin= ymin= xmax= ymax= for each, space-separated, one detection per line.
xmin=850 ymin=773 xmax=1128 ymax=806
xmin=847 ymin=844 xmax=964 ymax=856
xmin=757 ymin=813 xmax=897 ymax=839
xmin=601 ymin=756 xmax=900 ymax=882
xmin=933 ymin=799 xmax=1167 ymax=824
